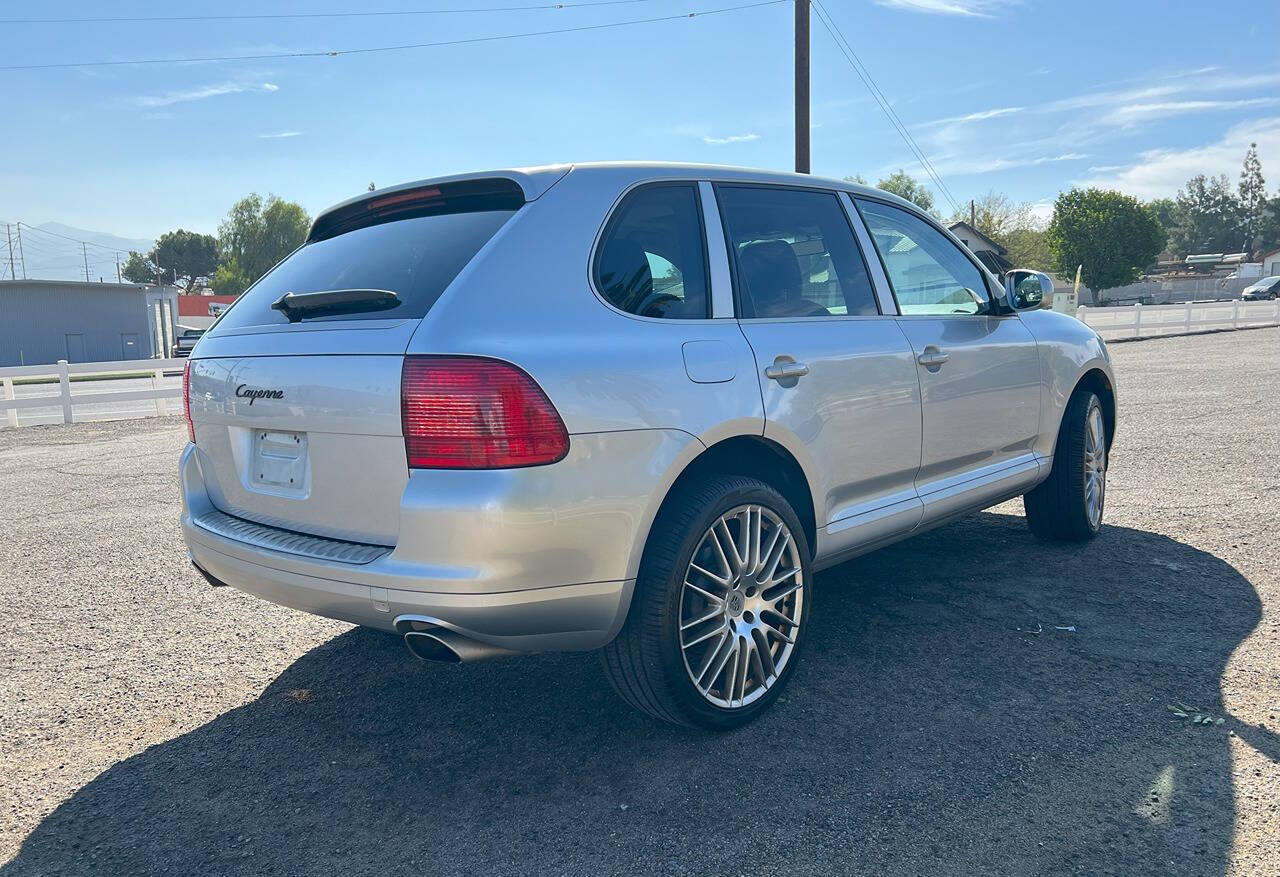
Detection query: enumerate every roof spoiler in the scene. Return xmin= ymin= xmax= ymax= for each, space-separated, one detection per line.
xmin=308 ymin=165 xmax=571 ymax=242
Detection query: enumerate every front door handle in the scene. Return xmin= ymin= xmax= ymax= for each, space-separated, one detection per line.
xmin=764 ymin=359 xmax=810 ymax=381
xmin=916 ymin=347 xmax=950 ymax=369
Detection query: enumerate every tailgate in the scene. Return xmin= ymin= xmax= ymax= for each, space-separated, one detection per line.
xmin=188 ymin=354 xmax=407 ymax=545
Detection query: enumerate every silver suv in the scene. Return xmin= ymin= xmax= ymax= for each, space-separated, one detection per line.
xmin=181 ymin=163 xmax=1116 ymax=728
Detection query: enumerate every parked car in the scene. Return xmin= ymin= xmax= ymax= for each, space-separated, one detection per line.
xmin=1241 ymin=275 xmax=1280 ymax=300
xmin=180 ymin=164 xmax=1116 ymax=728
xmin=172 ymin=328 xmax=205 ymax=357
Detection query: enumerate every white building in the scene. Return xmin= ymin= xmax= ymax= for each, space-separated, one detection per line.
xmin=1262 ymin=247 xmax=1280 ymax=277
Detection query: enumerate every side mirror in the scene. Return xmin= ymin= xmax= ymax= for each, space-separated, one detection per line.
xmin=1005 ymin=269 xmax=1053 ymax=311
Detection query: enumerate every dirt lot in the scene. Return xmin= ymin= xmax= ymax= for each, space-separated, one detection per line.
xmin=1 ymin=328 xmax=1277 ymax=876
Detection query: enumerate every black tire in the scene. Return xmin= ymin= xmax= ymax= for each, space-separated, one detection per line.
xmin=1024 ymin=390 xmax=1107 ymax=541
xmin=600 ymin=475 xmax=812 ymax=730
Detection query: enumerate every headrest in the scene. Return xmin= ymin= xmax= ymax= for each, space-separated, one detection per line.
xmin=597 ymin=238 xmax=653 ymax=313
xmin=739 ymin=240 xmax=801 ymax=312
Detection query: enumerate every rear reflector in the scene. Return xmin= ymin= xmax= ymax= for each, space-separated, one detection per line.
xmin=401 ymin=356 xmax=568 ymax=469
xmin=183 ymin=361 xmax=195 ymax=445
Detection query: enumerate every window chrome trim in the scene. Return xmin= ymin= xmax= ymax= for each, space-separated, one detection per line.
xmin=839 ymin=191 xmax=899 ymax=316
xmin=698 ymin=181 xmax=736 ymax=319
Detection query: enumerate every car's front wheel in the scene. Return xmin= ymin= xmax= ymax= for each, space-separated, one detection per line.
xmin=601 ymin=476 xmax=811 ymax=729
xmin=1024 ymin=389 xmax=1107 ymax=541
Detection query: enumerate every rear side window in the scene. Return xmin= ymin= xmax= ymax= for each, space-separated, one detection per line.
xmin=214 ymin=189 xmax=520 ymax=331
xmin=716 ymin=186 xmax=880 ymax=319
xmin=594 ymin=184 xmax=710 ymax=319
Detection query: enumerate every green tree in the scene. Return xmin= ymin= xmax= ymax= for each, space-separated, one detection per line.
xmin=1146 ymin=197 xmax=1177 ymax=249
xmin=215 ymin=193 xmax=311 ymax=295
xmin=1256 ymin=194 xmax=1280 ymax=254
xmin=1003 ymin=227 xmax=1053 ymax=271
xmin=121 ymin=229 xmax=219 ymax=289
xmin=874 ymin=169 xmax=936 ymax=215
xmin=120 ymin=250 xmax=157 ymax=284
xmin=1168 ymin=174 xmax=1242 ymax=257
xmin=950 ymin=191 xmax=1037 ymax=242
xmin=153 ymin=229 xmax=218 ymax=290
xmin=1238 ymin=142 xmax=1267 ymax=254
xmin=1046 ymin=188 xmax=1164 ymax=304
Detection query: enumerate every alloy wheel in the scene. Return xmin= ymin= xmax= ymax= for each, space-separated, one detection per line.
xmin=1084 ymin=405 xmax=1107 ymax=529
xmin=678 ymin=505 xmax=804 ymax=709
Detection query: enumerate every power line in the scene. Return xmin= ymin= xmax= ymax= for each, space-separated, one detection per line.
xmin=811 ymin=0 xmax=958 ymax=212
xmin=810 ymin=0 xmax=961 ymax=214
xmin=2 ymin=0 xmax=659 ymax=25
xmin=16 ymin=222 xmax=133 ymax=255
xmin=0 ymin=0 xmax=789 ymax=70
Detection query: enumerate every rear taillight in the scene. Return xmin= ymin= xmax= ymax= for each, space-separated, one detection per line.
xmin=183 ymin=361 xmax=195 ymax=445
xmin=401 ymin=356 xmax=568 ymax=469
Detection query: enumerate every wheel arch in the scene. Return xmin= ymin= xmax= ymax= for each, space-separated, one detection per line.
xmin=634 ymin=434 xmax=818 ymax=575
xmin=1074 ymin=367 xmax=1116 ymax=449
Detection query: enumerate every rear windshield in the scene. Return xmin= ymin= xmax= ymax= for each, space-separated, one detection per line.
xmin=213 ymin=203 xmax=518 ymax=331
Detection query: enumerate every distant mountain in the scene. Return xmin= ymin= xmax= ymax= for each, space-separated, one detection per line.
xmin=36 ymin=222 xmax=153 ymax=256
xmin=0 ymin=221 xmax=153 ymax=283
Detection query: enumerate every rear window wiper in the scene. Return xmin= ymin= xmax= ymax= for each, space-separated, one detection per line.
xmin=271 ymin=288 xmax=401 ymax=322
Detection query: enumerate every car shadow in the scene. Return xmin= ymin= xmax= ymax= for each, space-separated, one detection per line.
xmin=4 ymin=512 xmax=1271 ymax=876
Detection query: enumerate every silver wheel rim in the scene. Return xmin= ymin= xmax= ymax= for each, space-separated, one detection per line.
xmin=1085 ymin=405 xmax=1107 ymax=529
xmin=678 ymin=505 xmax=804 ymax=709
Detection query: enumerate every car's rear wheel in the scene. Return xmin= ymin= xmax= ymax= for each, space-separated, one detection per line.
xmin=601 ymin=476 xmax=811 ymax=729
xmin=1024 ymin=390 xmax=1107 ymax=541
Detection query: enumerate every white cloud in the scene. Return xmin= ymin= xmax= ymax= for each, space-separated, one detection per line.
xmin=922 ymin=106 xmax=1023 ymax=127
xmin=258 ymin=131 xmax=303 ymax=139
xmin=702 ymin=133 xmax=761 ymax=145
xmin=875 ymin=0 xmax=1014 ymax=16
xmin=134 ymin=81 xmax=280 ymax=108
xmin=1075 ymin=117 xmax=1280 ymax=199
xmin=932 ymin=152 xmax=1089 ymax=176
xmin=1099 ymin=97 xmax=1280 ymax=127
xmin=1043 ymin=71 xmax=1280 ymax=116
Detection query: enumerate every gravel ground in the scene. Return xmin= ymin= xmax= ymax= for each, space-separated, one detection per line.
xmin=1 ymin=328 xmax=1277 ymax=876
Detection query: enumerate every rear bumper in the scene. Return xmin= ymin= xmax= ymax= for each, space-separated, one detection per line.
xmin=179 ymin=429 xmax=697 ymax=651
xmin=185 ymin=527 xmax=631 ymax=651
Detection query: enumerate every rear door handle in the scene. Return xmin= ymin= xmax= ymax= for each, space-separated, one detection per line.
xmin=916 ymin=348 xmax=950 ymax=368
xmin=764 ymin=360 xmax=810 ymax=381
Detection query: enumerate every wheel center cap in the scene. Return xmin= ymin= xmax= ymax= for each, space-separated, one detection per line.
xmin=726 ymin=591 xmax=746 ymax=617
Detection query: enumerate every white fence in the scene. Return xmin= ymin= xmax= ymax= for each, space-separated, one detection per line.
xmin=1 ymin=358 xmax=184 ymax=428
xmin=1078 ymin=299 xmax=1280 ymax=341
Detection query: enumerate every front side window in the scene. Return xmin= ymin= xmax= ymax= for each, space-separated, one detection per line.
xmin=594 ymin=184 xmax=709 ymax=319
xmin=716 ymin=186 xmax=879 ymax=319
xmin=856 ymin=199 xmax=990 ymax=316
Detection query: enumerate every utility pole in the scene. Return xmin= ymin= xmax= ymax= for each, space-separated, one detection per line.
xmin=82 ymin=242 xmax=90 ymax=282
xmin=795 ymin=0 xmax=810 ymax=174
xmin=116 ymin=256 xmax=122 ymax=284
xmin=15 ymin=224 xmax=25 ymax=279
xmin=5 ymin=224 xmax=14 ymax=280
xmin=970 ymin=199 xmax=976 ymax=227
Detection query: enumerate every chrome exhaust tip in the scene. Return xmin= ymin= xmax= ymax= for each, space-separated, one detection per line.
xmin=403 ymin=628 xmax=523 ymax=663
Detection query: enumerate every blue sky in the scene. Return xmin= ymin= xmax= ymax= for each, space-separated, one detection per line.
xmin=3 ymin=0 xmax=1279 ymax=240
